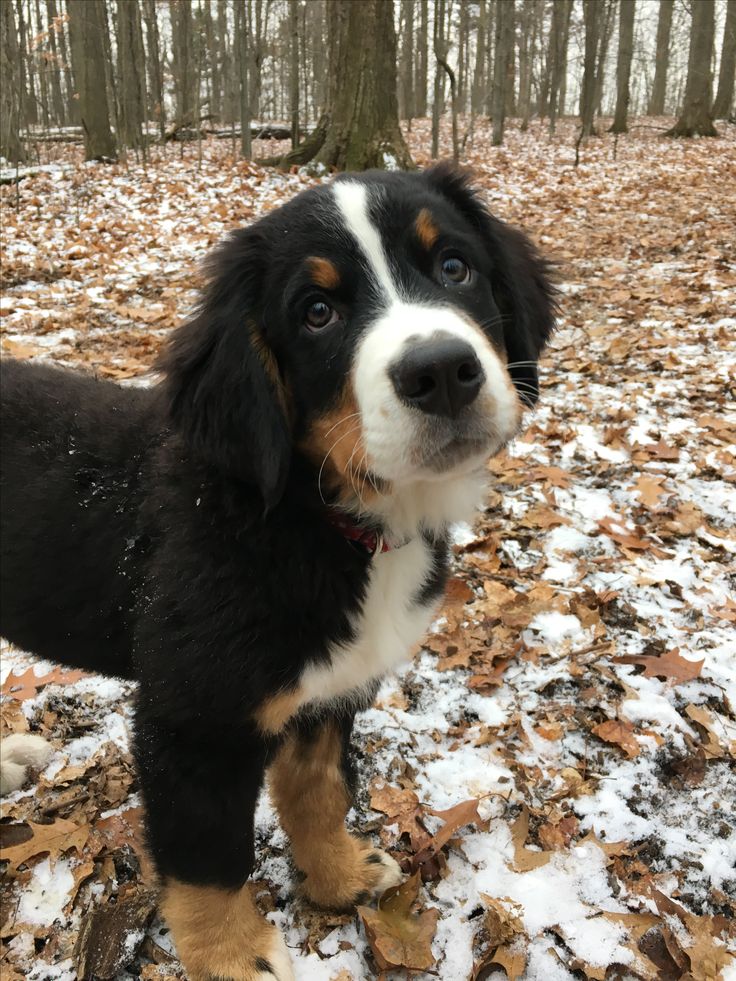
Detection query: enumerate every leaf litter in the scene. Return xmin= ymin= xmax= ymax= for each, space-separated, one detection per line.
xmin=0 ymin=118 xmax=735 ymax=979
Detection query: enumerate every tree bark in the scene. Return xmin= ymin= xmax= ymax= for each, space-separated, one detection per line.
xmin=666 ymin=0 xmax=718 ymax=136
xmin=142 ymin=0 xmax=165 ymax=139
xmin=116 ymin=0 xmax=146 ymax=150
xmin=235 ymin=0 xmax=251 ymax=156
xmin=470 ymin=0 xmax=487 ymax=115
xmin=67 ymin=0 xmax=116 ymax=160
xmin=579 ymin=0 xmax=600 ymax=136
xmin=610 ymin=0 xmax=635 ymax=133
xmin=399 ymin=0 xmax=415 ymax=120
xmin=517 ymin=0 xmax=535 ymax=131
xmin=45 ymin=0 xmax=66 ymax=125
xmin=713 ymin=0 xmax=736 ymax=119
xmin=415 ymin=0 xmax=428 ymax=116
xmin=503 ymin=0 xmax=516 ymax=118
xmin=431 ymin=0 xmax=446 ymax=157
xmin=35 ymin=0 xmax=51 ymax=130
xmin=289 ymin=0 xmax=299 ymax=145
xmin=171 ymin=0 xmax=194 ymax=128
xmin=1 ymin=0 xmax=26 ymax=162
xmin=270 ymin=0 xmax=412 ymax=172
xmin=592 ymin=0 xmax=615 ymax=117
xmin=648 ymin=0 xmax=673 ymax=115
xmin=491 ymin=0 xmax=514 ymax=145
xmin=548 ymin=0 xmax=572 ymax=132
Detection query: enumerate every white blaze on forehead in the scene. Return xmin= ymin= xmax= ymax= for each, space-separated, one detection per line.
xmin=332 ymin=182 xmax=400 ymax=303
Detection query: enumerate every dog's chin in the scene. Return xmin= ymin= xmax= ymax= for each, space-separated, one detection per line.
xmin=416 ymin=433 xmax=495 ymax=476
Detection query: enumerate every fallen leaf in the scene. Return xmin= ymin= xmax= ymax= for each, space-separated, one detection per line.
xmin=0 ymin=818 xmax=89 ymax=872
xmin=615 ymin=648 xmax=704 ymax=685
xmin=510 ymin=807 xmax=551 ymax=871
xmin=1 ymin=666 xmax=90 ymax=701
xmin=592 ymin=719 xmax=641 ymax=758
xmin=685 ymin=704 xmax=732 ymax=759
xmin=358 ymin=872 xmax=439 ymax=972
xmin=631 ymin=474 xmax=669 ymax=508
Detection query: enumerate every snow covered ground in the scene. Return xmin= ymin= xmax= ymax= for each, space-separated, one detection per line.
xmin=1 ymin=119 xmax=734 ymax=980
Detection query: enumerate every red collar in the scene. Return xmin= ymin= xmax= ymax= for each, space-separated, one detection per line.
xmin=327 ymin=512 xmax=392 ymax=557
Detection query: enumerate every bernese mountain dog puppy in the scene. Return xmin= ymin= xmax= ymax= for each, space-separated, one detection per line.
xmin=0 ymin=164 xmax=554 ymax=980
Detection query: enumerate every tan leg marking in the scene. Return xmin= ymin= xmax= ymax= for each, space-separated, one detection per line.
xmin=253 ymin=687 xmax=304 ymax=736
xmin=269 ymin=725 xmax=402 ymax=910
xmin=162 ymin=880 xmax=294 ymax=981
xmin=415 ymin=208 xmax=439 ymax=249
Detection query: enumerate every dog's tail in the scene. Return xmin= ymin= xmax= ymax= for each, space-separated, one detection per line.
xmin=0 ymin=734 xmax=54 ymax=795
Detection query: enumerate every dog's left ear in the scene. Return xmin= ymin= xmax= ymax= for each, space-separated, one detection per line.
xmin=157 ymin=227 xmax=291 ymax=508
xmin=424 ymin=162 xmax=557 ymax=405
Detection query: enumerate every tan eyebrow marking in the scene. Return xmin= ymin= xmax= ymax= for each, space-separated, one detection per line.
xmin=415 ymin=208 xmax=439 ymax=249
xmin=307 ymin=256 xmax=340 ymax=290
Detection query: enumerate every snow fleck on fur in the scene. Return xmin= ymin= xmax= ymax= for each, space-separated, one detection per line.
xmin=1 ymin=119 xmax=735 ymax=979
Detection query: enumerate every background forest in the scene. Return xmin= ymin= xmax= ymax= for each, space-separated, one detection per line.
xmin=1 ymin=2 xmax=735 ymax=981
xmin=0 ymin=0 xmax=735 ymax=170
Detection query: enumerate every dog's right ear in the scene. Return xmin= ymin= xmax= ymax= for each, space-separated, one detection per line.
xmin=157 ymin=227 xmax=291 ymax=508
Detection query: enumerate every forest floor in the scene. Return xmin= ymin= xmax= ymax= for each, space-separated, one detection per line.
xmin=0 ymin=118 xmax=735 ymax=981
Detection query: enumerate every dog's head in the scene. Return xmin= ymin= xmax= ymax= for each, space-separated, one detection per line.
xmin=159 ymin=164 xmax=555 ymax=529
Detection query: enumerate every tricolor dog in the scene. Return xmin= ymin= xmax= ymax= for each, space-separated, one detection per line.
xmin=0 ymin=164 xmax=554 ymax=980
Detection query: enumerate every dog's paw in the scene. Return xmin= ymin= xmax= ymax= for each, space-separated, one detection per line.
xmin=163 ymin=881 xmax=295 ymax=981
xmin=0 ymin=734 xmax=53 ymax=795
xmin=301 ymin=836 xmax=403 ymax=910
xmin=201 ymin=928 xmax=295 ymax=981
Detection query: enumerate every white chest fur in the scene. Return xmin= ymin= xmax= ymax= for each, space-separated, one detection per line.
xmin=298 ymin=536 xmax=436 ymax=708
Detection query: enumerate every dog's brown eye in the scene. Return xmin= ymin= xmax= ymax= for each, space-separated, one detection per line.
xmin=440 ymin=255 xmax=470 ymax=286
xmin=305 ymin=301 xmax=337 ymax=331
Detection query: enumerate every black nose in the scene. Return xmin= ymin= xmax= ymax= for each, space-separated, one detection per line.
xmin=390 ymin=338 xmax=485 ymax=417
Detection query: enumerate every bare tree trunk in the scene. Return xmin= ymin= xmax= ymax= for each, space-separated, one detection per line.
xmin=142 ymin=0 xmax=165 ymax=140
xmin=666 ymin=0 xmax=718 ymax=136
xmin=202 ymin=0 xmax=220 ymax=121
xmin=713 ymin=0 xmax=736 ymax=119
xmin=471 ymin=0 xmax=487 ymax=114
xmin=67 ymin=0 xmax=116 ymax=160
xmin=457 ymin=0 xmax=468 ymax=112
xmin=1 ymin=0 xmax=26 ymax=161
xmin=648 ymin=0 xmax=673 ymax=115
xmin=491 ymin=0 xmax=513 ymax=145
xmin=16 ymin=0 xmax=37 ymax=127
xmin=431 ymin=0 xmax=446 ymax=158
xmin=436 ymin=16 xmax=458 ymax=159
xmin=484 ymin=0 xmax=495 ymax=114
xmin=247 ymin=0 xmax=267 ymax=122
xmin=504 ymin=0 xmax=516 ymax=117
xmin=269 ymin=0 xmax=411 ymax=172
xmin=415 ymin=0 xmax=428 ymax=116
xmin=289 ymin=0 xmax=299 ymax=145
xmin=592 ymin=0 xmax=615 ymax=117
xmin=116 ymin=0 xmax=146 ymax=150
xmin=236 ymin=0 xmax=251 ymax=156
xmin=171 ymin=0 xmax=194 ymax=129
xmin=45 ymin=0 xmax=65 ymax=125
xmin=399 ymin=0 xmax=415 ymax=121
xmin=558 ymin=6 xmax=570 ymax=115
xmin=548 ymin=0 xmax=572 ymax=132
xmin=34 ymin=0 xmax=51 ymax=130
xmin=580 ymin=0 xmax=600 ymax=136
xmin=58 ymin=0 xmax=78 ymax=123
xmin=517 ymin=0 xmax=534 ymax=131
xmin=610 ymin=0 xmax=635 ymax=133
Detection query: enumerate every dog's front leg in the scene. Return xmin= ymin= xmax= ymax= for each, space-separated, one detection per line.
xmin=133 ymin=719 xmax=294 ymax=981
xmin=269 ymin=712 xmax=403 ymax=910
